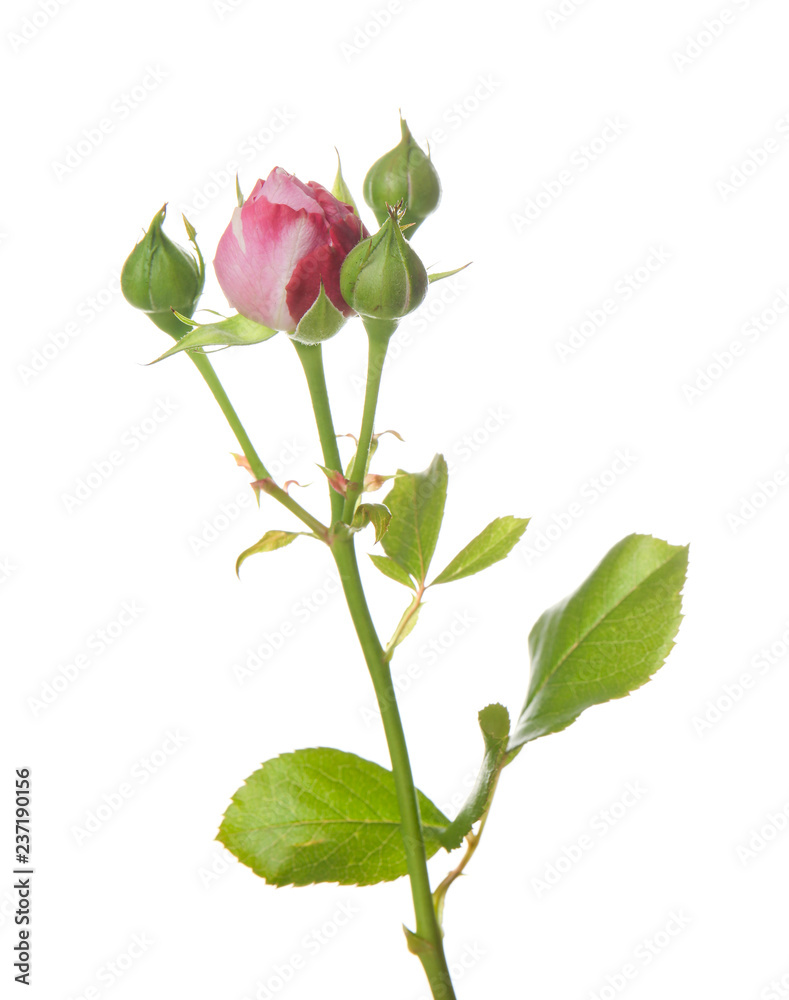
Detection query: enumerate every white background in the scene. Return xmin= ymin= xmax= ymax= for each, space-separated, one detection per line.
xmin=4 ymin=0 xmax=789 ymax=998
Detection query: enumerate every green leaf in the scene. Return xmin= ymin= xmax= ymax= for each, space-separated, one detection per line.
xmin=332 ymin=151 xmax=360 ymax=216
xmin=351 ymin=503 xmax=391 ymax=543
xmin=380 ymin=455 xmax=448 ymax=585
xmin=509 ymin=534 xmax=689 ymax=752
xmin=428 ymin=263 xmax=471 ymax=283
xmin=291 ymin=283 xmax=348 ymax=346
xmin=218 ymin=748 xmax=451 ymax=886
xmin=439 ymin=705 xmax=510 ymax=850
xmin=236 ymin=529 xmax=305 ymax=576
xmin=150 ymin=311 xmax=277 ymax=362
xmin=369 ymin=554 xmax=416 ymax=589
xmin=432 ymin=516 xmax=530 ymax=585
xmin=385 ymin=595 xmax=423 ymax=655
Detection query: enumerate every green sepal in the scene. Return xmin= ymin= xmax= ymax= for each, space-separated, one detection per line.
xmin=438 ymin=704 xmax=510 ymax=850
xmin=149 ymin=311 xmax=277 ymax=363
xmin=290 ymin=284 xmax=348 ymax=346
xmin=332 ymin=150 xmax=360 ymax=216
xmin=428 ymin=263 xmax=471 ymax=284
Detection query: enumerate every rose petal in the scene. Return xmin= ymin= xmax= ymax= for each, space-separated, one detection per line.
xmin=215 ymin=200 xmax=328 ymax=332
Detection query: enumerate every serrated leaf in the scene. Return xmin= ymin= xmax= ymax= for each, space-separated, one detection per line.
xmin=432 ymin=516 xmax=530 ymax=586
xmin=291 ymin=283 xmax=348 ymax=346
xmin=369 ymin=554 xmax=416 ymax=589
xmin=332 ymin=151 xmax=360 ymax=216
xmin=439 ymin=705 xmax=510 ymax=850
xmin=351 ymin=503 xmax=391 ymax=543
xmin=428 ymin=263 xmax=471 ymax=283
xmin=381 ymin=456 xmax=448 ymax=585
xmin=236 ymin=529 xmax=304 ymax=576
xmin=150 ymin=311 xmax=277 ymax=362
xmin=509 ymin=534 xmax=688 ymax=751
xmin=218 ymin=748 xmax=450 ymax=886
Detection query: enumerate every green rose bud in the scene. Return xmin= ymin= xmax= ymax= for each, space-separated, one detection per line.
xmin=121 ymin=205 xmax=205 ymax=338
xmin=362 ymin=117 xmax=441 ymax=237
xmin=340 ymin=202 xmax=428 ymax=323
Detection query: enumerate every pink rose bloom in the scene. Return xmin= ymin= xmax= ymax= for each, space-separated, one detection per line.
xmin=214 ymin=167 xmax=368 ymax=333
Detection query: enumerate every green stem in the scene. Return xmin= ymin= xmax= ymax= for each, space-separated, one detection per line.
xmin=342 ymin=319 xmax=396 ymax=522
xmin=292 ymin=342 xmax=344 ymax=524
xmin=188 ymin=351 xmax=327 ymax=537
xmin=331 ymin=537 xmax=456 ymax=1000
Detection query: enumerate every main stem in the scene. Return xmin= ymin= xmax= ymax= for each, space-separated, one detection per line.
xmin=332 ymin=539 xmax=456 ymax=1000
xmin=188 ymin=351 xmax=327 ymax=537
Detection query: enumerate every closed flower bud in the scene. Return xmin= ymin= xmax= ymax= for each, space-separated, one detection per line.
xmin=121 ymin=205 xmax=205 ymax=338
xmin=340 ymin=202 xmax=428 ymax=321
xmin=363 ymin=117 xmax=441 ymax=237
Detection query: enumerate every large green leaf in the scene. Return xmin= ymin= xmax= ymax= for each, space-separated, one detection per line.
xmin=218 ymin=748 xmax=451 ymax=886
xmin=432 ymin=516 xmax=530 ymax=585
xmin=380 ymin=455 xmax=448 ymax=585
xmin=509 ymin=534 xmax=688 ymax=751
xmin=150 ymin=311 xmax=277 ymax=362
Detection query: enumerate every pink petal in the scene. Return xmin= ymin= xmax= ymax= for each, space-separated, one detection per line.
xmin=214 ymin=200 xmax=328 ymax=332
xmin=258 ymin=167 xmax=322 ymax=213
